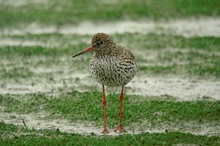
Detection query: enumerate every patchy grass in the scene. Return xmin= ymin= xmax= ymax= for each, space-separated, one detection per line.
xmin=0 ymin=0 xmax=220 ymax=28
xmin=0 ymin=122 xmax=220 ymax=146
xmin=1 ymin=33 xmax=220 ymax=79
xmin=1 ymin=91 xmax=220 ymax=128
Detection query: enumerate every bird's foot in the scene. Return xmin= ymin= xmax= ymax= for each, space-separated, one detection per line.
xmin=114 ymin=125 xmax=127 ymax=133
xmin=101 ymin=128 xmax=109 ymax=134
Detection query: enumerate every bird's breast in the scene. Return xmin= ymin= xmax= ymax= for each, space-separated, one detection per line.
xmin=89 ymin=55 xmax=136 ymax=87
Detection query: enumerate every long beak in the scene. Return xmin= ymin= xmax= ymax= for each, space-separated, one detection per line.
xmin=72 ymin=46 xmax=93 ymax=58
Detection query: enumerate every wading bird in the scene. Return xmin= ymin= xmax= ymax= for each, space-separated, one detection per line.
xmin=72 ymin=33 xmax=136 ymax=134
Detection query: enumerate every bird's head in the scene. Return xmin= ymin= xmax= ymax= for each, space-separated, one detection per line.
xmin=72 ymin=33 xmax=114 ymax=58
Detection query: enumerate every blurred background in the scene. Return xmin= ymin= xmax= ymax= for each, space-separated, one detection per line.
xmin=1 ymin=0 xmax=220 ymax=27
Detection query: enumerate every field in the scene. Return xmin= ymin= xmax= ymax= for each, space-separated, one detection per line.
xmin=0 ymin=0 xmax=220 ymax=145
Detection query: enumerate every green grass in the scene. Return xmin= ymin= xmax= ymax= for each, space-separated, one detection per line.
xmin=0 ymin=0 xmax=220 ymax=28
xmin=1 ymin=91 xmax=220 ymax=127
xmin=1 ymin=91 xmax=220 ymax=145
xmin=1 ymin=33 xmax=220 ymax=79
xmin=0 ymin=122 xmax=220 ymax=146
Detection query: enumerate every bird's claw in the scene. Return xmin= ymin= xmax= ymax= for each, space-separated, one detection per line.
xmin=101 ymin=129 xmax=109 ymax=134
xmin=114 ymin=125 xmax=127 ymax=133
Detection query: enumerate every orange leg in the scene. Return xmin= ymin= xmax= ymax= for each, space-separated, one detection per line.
xmin=101 ymin=85 xmax=109 ymax=134
xmin=114 ymin=85 xmax=127 ymax=133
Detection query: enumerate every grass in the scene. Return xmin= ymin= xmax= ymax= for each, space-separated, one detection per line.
xmin=1 ymin=123 xmax=219 ymax=146
xmin=0 ymin=0 xmax=220 ymax=28
xmin=1 ymin=91 xmax=220 ymax=128
xmin=1 ymin=33 xmax=220 ymax=79
xmin=0 ymin=0 xmax=220 ymax=145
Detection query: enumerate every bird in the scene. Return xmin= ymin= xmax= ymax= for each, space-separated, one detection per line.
xmin=72 ymin=32 xmax=136 ymax=134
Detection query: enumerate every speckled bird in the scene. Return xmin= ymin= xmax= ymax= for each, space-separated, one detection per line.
xmin=72 ymin=32 xmax=136 ymax=134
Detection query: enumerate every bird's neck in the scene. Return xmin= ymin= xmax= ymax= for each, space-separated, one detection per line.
xmin=95 ymin=49 xmax=112 ymax=57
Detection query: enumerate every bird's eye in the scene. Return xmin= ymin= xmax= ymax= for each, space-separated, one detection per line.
xmin=95 ymin=41 xmax=104 ymax=46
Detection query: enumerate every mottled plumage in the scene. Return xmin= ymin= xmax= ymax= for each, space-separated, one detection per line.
xmin=72 ymin=33 xmax=136 ymax=134
xmin=89 ymin=39 xmax=136 ymax=86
